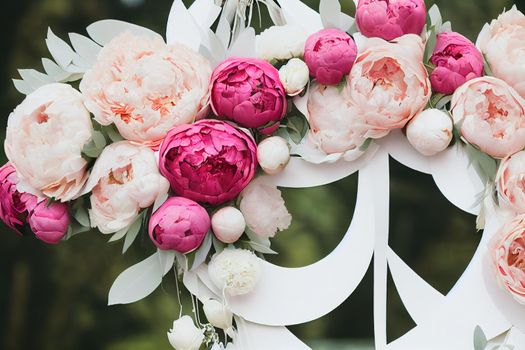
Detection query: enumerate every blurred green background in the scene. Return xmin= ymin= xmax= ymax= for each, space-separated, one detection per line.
xmin=0 ymin=0 xmax=524 ymax=349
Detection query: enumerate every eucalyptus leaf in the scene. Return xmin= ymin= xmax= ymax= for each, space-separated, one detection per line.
xmin=473 ymin=326 xmax=488 ymax=350
xmin=212 ymin=236 xmax=226 ymax=254
xmin=190 ymin=232 xmax=213 ymax=271
xmin=424 ymin=27 xmax=437 ymax=63
xmin=109 ymin=228 xmax=128 ymax=242
xmin=101 ymin=124 xmax=124 ymax=143
xmin=245 ymin=240 xmax=278 ymax=255
xmin=428 ymin=4 xmax=442 ymax=28
xmin=73 ymin=206 xmax=90 ymax=228
xmin=122 ymin=214 xmax=143 ymax=254
xmin=483 ymin=54 xmax=494 ymax=76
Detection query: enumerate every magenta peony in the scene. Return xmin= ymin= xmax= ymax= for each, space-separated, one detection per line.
xmin=210 ymin=57 xmax=287 ymax=134
xmin=303 ymin=28 xmax=357 ymax=85
xmin=430 ymin=32 xmax=484 ymax=95
xmin=356 ymin=0 xmax=426 ymax=41
xmin=0 ymin=163 xmax=37 ymax=234
xmin=28 ymin=200 xmax=69 ymax=244
xmin=148 ymin=197 xmax=210 ymax=253
xmin=159 ymin=120 xmax=257 ymax=206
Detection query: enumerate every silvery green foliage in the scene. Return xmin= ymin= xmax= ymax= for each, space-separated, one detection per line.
xmin=474 ymin=326 xmax=515 ymax=350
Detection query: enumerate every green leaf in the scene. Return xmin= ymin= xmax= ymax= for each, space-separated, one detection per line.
xmin=465 ymin=144 xmax=498 ymax=184
xmin=428 ymin=4 xmax=443 ymax=28
xmin=101 ymin=124 xmax=124 ymax=143
xmin=122 ymin=214 xmax=143 ymax=254
xmin=190 ymin=232 xmax=213 ymax=271
xmin=424 ymin=27 xmax=438 ymax=63
xmin=73 ymin=206 xmax=90 ymax=228
xmin=483 ymin=53 xmax=494 ymax=76
xmin=244 ymin=240 xmax=278 ymax=255
xmin=473 ymin=326 xmax=488 ymax=350
xmin=109 ymin=228 xmax=128 ymax=242
xmin=212 ymin=236 xmax=226 ymax=255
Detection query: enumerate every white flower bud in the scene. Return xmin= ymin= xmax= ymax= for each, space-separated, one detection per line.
xmin=257 ymin=136 xmax=291 ymax=175
xmin=278 ymin=58 xmax=310 ymax=96
xmin=211 ymin=207 xmax=246 ymax=244
xmin=406 ymin=108 xmax=453 ymax=156
xmin=167 ymin=316 xmax=204 ymax=350
xmin=203 ymin=299 xmax=233 ymax=330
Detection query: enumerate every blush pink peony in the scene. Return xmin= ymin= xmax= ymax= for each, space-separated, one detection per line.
xmin=356 ymin=0 xmax=426 ymax=41
xmin=451 ymin=76 xmax=525 ymax=159
xmin=477 ymin=6 xmax=525 ymax=99
xmin=28 ymin=200 xmax=69 ymax=244
xmin=430 ymin=32 xmax=484 ymax=95
xmin=303 ymin=28 xmax=357 ymax=86
xmin=159 ymin=120 xmax=257 ymax=206
xmin=148 ymin=197 xmax=210 ymax=253
xmin=80 ymin=32 xmax=211 ymax=149
xmin=497 ymin=151 xmax=525 ymax=214
xmin=210 ymin=57 xmax=287 ymax=134
xmin=83 ymin=141 xmax=169 ymax=234
xmin=492 ymin=216 xmax=525 ymax=304
xmin=5 ymin=83 xmax=93 ymax=201
xmin=347 ymin=34 xmax=431 ymax=138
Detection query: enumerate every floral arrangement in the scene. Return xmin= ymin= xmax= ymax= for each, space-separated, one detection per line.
xmin=2 ymin=0 xmax=525 ymax=349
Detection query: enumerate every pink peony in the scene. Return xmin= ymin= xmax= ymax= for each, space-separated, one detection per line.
xmin=148 ymin=197 xmax=210 ymax=253
xmin=210 ymin=57 xmax=287 ymax=134
xmin=80 ymin=32 xmax=211 ymax=149
xmin=356 ymin=0 xmax=426 ymax=42
xmin=497 ymin=151 xmax=525 ymax=214
xmin=451 ymin=76 xmax=525 ymax=159
xmin=0 ymin=164 xmax=37 ymax=234
xmin=492 ymin=216 xmax=525 ymax=304
xmin=159 ymin=120 xmax=257 ymax=206
xmin=303 ymin=28 xmax=357 ymax=85
xmin=430 ymin=32 xmax=484 ymax=95
xmin=28 ymin=200 xmax=69 ymax=244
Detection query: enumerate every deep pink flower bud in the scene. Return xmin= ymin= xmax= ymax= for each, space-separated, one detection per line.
xmin=148 ymin=197 xmax=210 ymax=253
xmin=28 ymin=200 xmax=69 ymax=244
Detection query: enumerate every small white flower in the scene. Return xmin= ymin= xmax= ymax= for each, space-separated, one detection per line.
xmin=256 ymin=25 xmax=308 ymax=61
xmin=208 ymin=248 xmax=261 ymax=296
xmin=279 ymin=58 xmax=310 ymax=96
xmin=257 ymin=136 xmax=291 ymax=175
xmin=240 ymin=177 xmax=292 ymax=238
xmin=167 ymin=316 xmax=204 ymax=350
xmin=406 ymin=108 xmax=453 ymax=156
xmin=212 ymin=207 xmax=246 ymax=244
xmin=203 ymin=299 xmax=233 ymax=330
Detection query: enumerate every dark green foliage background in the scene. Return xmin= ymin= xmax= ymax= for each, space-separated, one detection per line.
xmin=0 ymin=0 xmax=524 ymax=349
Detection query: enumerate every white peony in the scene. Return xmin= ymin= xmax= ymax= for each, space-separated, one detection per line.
xmin=239 ymin=177 xmax=292 ymax=238
xmin=256 ymin=25 xmax=308 ymax=61
xmin=83 ymin=141 xmax=169 ymax=234
xmin=278 ymin=58 xmax=310 ymax=96
xmin=257 ymin=136 xmax=291 ymax=175
xmin=208 ymin=248 xmax=261 ymax=296
xmin=406 ymin=109 xmax=453 ymax=156
xmin=167 ymin=316 xmax=204 ymax=350
xmin=202 ymin=298 xmax=233 ymax=330
xmin=4 ymin=83 xmax=93 ymax=201
xmin=211 ymin=206 xmax=246 ymax=244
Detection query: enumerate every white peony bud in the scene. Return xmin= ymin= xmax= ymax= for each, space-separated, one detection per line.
xmin=203 ymin=299 xmax=233 ymax=330
xmin=257 ymin=136 xmax=291 ymax=175
xmin=208 ymin=248 xmax=261 ymax=296
xmin=406 ymin=108 xmax=453 ymax=156
xmin=279 ymin=58 xmax=310 ymax=96
xmin=256 ymin=25 xmax=308 ymax=61
xmin=211 ymin=206 xmax=246 ymax=244
xmin=167 ymin=316 xmax=204 ymax=350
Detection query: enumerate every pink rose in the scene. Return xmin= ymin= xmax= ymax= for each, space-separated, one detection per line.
xmin=148 ymin=197 xmax=210 ymax=253
xmin=303 ymin=29 xmax=357 ymax=85
xmin=356 ymin=0 xmax=426 ymax=41
xmin=347 ymin=34 xmax=431 ymax=138
xmin=210 ymin=57 xmax=287 ymax=134
xmin=497 ymin=151 xmax=525 ymax=214
xmin=28 ymin=200 xmax=69 ymax=244
xmin=0 ymin=164 xmax=37 ymax=234
xmin=159 ymin=120 xmax=257 ymax=206
xmin=451 ymin=76 xmax=525 ymax=159
xmin=430 ymin=32 xmax=484 ymax=95
xmin=491 ymin=216 xmax=525 ymax=304
xmin=80 ymin=32 xmax=211 ymax=149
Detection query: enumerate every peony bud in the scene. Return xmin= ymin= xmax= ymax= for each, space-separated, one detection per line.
xmin=278 ymin=58 xmax=310 ymax=96
xmin=202 ymin=299 xmax=233 ymax=330
xmin=257 ymin=136 xmax=291 ymax=175
xmin=406 ymin=109 xmax=453 ymax=156
xmin=211 ymin=207 xmax=246 ymax=244
xmin=28 ymin=200 xmax=70 ymax=244
xmin=167 ymin=316 xmax=204 ymax=350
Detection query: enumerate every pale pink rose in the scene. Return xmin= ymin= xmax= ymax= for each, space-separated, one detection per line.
xmin=4 ymin=83 xmax=93 ymax=201
xmin=307 ymin=83 xmax=368 ymax=158
xmin=83 ymin=141 xmax=169 ymax=234
xmin=451 ymin=76 xmax=525 ymax=159
xmin=80 ymin=32 xmax=211 ymax=149
xmin=477 ymin=6 xmax=525 ymax=98
xmin=497 ymin=151 xmax=525 ymax=214
xmin=347 ymin=34 xmax=431 ymax=138
xmin=239 ymin=177 xmax=291 ymax=239
xmin=491 ymin=216 xmax=525 ymax=304
xmin=28 ymin=200 xmax=70 ymax=245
